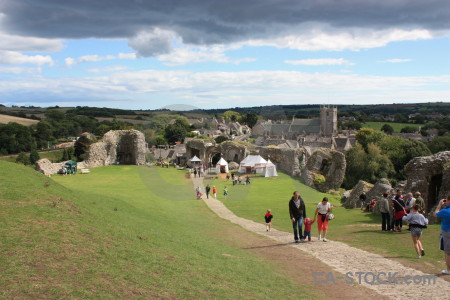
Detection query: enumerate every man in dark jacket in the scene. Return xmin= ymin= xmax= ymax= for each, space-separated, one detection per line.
xmin=205 ymin=184 xmax=211 ymax=199
xmin=289 ymin=191 xmax=307 ymax=243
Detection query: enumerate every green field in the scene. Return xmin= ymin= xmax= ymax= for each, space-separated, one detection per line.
xmin=0 ymin=149 xmax=65 ymax=163
xmin=1 ymin=161 xmax=319 ymax=299
xmin=362 ymin=122 xmax=424 ymax=132
xmin=210 ymin=172 xmax=445 ymax=273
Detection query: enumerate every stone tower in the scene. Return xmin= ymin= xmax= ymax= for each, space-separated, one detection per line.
xmin=320 ymin=106 xmax=337 ymax=136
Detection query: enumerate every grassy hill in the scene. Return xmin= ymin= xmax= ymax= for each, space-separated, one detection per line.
xmin=0 ymin=114 xmax=39 ymax=126
xmin=1 ymin=161 xmax=317 ymax=299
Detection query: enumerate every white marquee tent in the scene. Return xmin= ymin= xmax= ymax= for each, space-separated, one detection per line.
xmin=215 ymin=157 xmax=229 ymax=174
xmin=239 ymin=155 xmax=267 ymax=174
xmin=264 ymin=159 xmax=278 ymax=177
xmin=190 ymin=155 xmax=201 ymax=166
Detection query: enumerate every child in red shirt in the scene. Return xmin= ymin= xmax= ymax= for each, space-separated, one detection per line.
xmin=303 ymin=218 xmax=315 ymax=241
xmin=264 ymin=209 xmax=273 ymax=231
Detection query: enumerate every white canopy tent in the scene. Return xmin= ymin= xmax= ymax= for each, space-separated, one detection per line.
xmin=239 ymin=155 xmax=267 ymax=174
xmin=190 ymin=155 xmax=201 ymax=166
xmin=264 ymin=159 xmax=278 ymax=177
xmin=215 ymin=157 xmax=229 ymax=174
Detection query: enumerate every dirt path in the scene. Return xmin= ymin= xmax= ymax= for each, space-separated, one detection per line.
xmin=192 ymin=176 xmax=450 ymax=300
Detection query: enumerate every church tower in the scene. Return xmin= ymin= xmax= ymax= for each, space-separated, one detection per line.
xmin=320 ymin=106 xmax=337 ymax=136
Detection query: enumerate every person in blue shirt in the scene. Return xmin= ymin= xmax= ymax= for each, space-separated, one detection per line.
xmin=435 ymin=195 xmax=450 ymax=275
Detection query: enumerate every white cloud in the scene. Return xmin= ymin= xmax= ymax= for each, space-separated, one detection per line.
xmin=0 ymin=32 xmax=62 ymax=52
xmin=88 ymin=65 xmax=129 ymax=73
xmin=65 ymin=53 xmax=136 ymax=66
xmin=0 ymin=50 xmax=53 ymax=66
xmin=285 ymin=58 xmax=353 ymax=66
xmin=128 ymin=28 xmax=175 ymax=57
xmin=379 ymin=58 xmax=412 ymax=63
xmin=247 ymin=28 xmax=433 ymax=51
xmin=0 ymin=66 xmax=41 ymax=74
xmin=157 ymin=45 xmax=255 ymax=66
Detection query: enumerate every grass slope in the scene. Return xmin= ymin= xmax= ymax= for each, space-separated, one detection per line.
xmin=362 ymin=122 xmax=423 ymax=132
xmin=1 ymin=161 xmax=317 ymax=299
xmin=211 ymin=172 xmax=445 ymax=272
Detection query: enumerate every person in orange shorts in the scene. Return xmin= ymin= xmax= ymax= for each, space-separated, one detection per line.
xmin=313 ymin=197 xmax=332 ymax=242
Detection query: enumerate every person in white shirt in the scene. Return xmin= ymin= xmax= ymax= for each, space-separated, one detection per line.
xmin=313 ymin=197 xmax=332 ymax=242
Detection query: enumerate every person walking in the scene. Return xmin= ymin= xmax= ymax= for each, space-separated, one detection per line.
xmin=379 ymin=192 xmax=391 ymax=231
xmin=303 ymin=218 xmax=315 ymax=241
xmin=435 ymin=195 xmax=450 ymax=275
xmin=404 ymin=192 xmax=416 ymax=214
xmin=288 ymin=191 xmax=306 ymax=243
xmin=223 ymin=186 xmax=228 ymax=198
xmin=193 ymin=168 xmax=197 ymax=178
xmin=403 ymin=204 xmax=428 ymax=258
xmin=205 ymin=184 xmax=211 ymax=199
xmin=414 ymin=192 xmax=425 ymax=214
xmin=264 ymin=209 xmax=273 ymax=231
xmin=212 ymin=186 xmax=217 ymax=198
xmin=392 ymin=189 xmax=405 ymax=232
xmin=314 ymin=197 xmax=332 ymax=242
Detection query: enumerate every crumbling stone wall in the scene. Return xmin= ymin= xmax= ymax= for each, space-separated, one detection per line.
xmin=301 ymin=149 xmax=346 ymax=192
xmin=185 ymin=139 xmax=248 ymax=167
xmin=84 ymin=130 xmax=146 ymax=167
xmin=344 ymin=180 xmax=374 ymax=208
xmin=404 ymin=151 xmax=450 ymax=210
xmin=257 ymin=147 xmax=304 ymax=176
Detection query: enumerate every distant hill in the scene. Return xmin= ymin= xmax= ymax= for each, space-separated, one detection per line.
xmin=0 ymin=114 xmax=39 ymax=126
xmin=160 ymin=104 xmax=199 ymax=111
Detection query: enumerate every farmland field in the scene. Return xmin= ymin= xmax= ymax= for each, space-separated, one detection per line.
xmin=362 ymin=122 xmax=424 ymax=132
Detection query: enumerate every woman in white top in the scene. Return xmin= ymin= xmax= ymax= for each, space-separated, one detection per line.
xmin=313 ymin=197 xmax=332 ymax=242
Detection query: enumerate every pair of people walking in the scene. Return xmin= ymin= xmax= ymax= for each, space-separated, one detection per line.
xmin=288 ymin=191 xmax=332 ymax=243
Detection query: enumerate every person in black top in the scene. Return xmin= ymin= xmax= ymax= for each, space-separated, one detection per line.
xmin=392 ymin=189 xmax=406 ymax=232
xmin=205 ymin=184 xmax=211 ymax=199
xmin=289 ymin=191 xmax=307 ymax=242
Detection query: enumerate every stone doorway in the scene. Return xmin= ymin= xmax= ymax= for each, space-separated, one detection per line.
xmin=116 ymin=135 xmax=136 ymax=164
xmin=428 ymin=174 xmax=443 ymax=210
xmin=211 ymin=153 xmax=221 ymax=166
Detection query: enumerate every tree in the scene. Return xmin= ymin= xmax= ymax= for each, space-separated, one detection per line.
xmin=400 ymin=126 xmax=418 ymax=133
xmin=74 ymin=135 xmax=93 ymax=161
xmin=355 ymin=128 xmax=386 ymax=151
xmin=394 ymin=113 xmax=408 ymax=123
xmin=164 ymin=120 xmax=189 ymax=144
xmin=342 ymin=120 xmax=362 ymax=130
xmin=381 ymin=124 xmax=394 ymax=135
xmin=223 ymin=110 xmax=241 ymax=122
xmin=427 ymin=136 xmax=450 ymax=154
xmin=344 ymin=143 xmax=395 ymax=189
xmin=29 ymin=148 xmax=40 ymax=165
xmin=61 ymin=149 xmax=70 ymax=161
xmin=242 ymin=113 xmax=259 ymax=128
xmin=377 ymin=135 xmax=431 ymax=178
xmin=15 ymin=152 xmax=29 ymax=165
xmin=215 ymin=136 xmax=229 ymax=144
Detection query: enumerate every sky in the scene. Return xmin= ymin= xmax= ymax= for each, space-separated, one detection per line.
xmin=0 ymin=0 xmax=449 ymax=110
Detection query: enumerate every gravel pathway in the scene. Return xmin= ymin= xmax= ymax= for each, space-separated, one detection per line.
xmin=192 ymin=176 xmax=450 ymax=300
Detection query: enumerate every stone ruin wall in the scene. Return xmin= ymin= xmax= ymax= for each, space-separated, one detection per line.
xmin=404 ymin=151 xmax=450 ymax=210
xmin=185 ymin=139 xmax=346 ymax=191
xmin=256 ymin=147 xmax=303 ymax=176
xmin=84 ymin=129 xmax=146 ymax=167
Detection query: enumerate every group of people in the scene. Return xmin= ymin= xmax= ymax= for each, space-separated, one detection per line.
xmin=377 ymin=190 xmax=450 ymax=274
xmin=375 ymin=189 xmax=426 ymax=232
xmin=284 ymin=191 xmax=333 ymax=243
xmin=227 ymin=173 xmax=251 ymax=186
xmin=192 ymin=166 xmax=205 ymax=178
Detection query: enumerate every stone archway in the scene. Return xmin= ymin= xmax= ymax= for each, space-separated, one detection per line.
xmin=405 ymin=151 xmax=450 ymax=210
